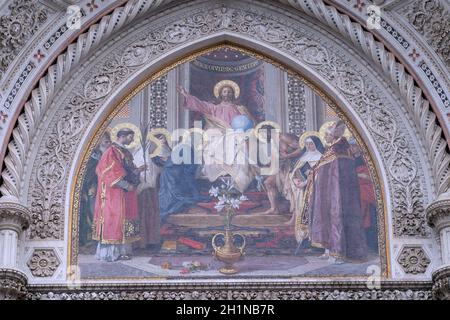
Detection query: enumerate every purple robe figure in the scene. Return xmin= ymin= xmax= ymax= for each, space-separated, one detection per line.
xmin=303 ymin=122 xmax=367 ymax=263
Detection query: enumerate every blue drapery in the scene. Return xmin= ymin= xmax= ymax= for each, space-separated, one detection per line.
xmin=155 ymin=149 xmax=209 ymax=220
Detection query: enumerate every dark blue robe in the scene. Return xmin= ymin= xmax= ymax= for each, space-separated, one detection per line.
xmin=154 ymin=150 xmax=209 ymax=221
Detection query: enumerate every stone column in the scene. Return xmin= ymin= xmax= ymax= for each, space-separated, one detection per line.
xmin=427 ymin=190 xmax=450 ymax=300
xmin=0 ymin=196 xmax=30 ymax=299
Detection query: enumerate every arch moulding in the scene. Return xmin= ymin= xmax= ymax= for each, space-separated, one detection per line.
xmin=1 ymin=0 xmax=450 ymax=299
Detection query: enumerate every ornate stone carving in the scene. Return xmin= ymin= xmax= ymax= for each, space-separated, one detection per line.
xmin=432 ymin=266 xmax=450 ymax=300
xmin=3 ymin=61 xmax=35 ymax=109
xmin=0 ymin=197 xmax=31 ymax=233
xmin=419 ymin=61 xmax=450 ymax=108
xmin=404 ymin=0 xmax=450 ymax=69
xmin=0 ymin=0 xmax=48 ymax=78
xmin=397 ymin=246 xmax=431 ymax=274
xmin=0 ymin=268 xmax=28 ymax=300
xmin=25 ymin=284 xmax=432 ymax=300
xmin=427 ymin=191 xmax=450 ymax=230
xmin=380 ymin=18 xmax=410 ymax=49
xmin=427 ymin=191 xmax=450 ymax=298
xmin=20 ymin=1 xmax=426 ymax=244
xmin=284 ymin=0 xmax=450 ymax=197
xmin=27 ymin=249 xmax=60 ymax=277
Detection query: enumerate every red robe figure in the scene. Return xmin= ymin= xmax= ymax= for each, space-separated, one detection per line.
xmin=92 ymin=128 xmax=144 ymax=262
xmin=302 ymin=121 xmax=367 ymax=263
xmin=349 ymin=138 xmax=378 ymax=251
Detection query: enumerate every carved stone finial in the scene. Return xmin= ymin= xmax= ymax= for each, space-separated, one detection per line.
xmin=0 ymin=196 xmax=31 ymax=233
xmin=0 ymin=268 xmax=28 ymax=300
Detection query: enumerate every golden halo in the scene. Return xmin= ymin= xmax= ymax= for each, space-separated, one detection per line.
xmin=213 ymin=80 xmax=240 ymax=99
xmin=110 ymin=123 xmax=141 ymax=150
xmin=319 ymin=121 xmax=352 ymax=146
xmin=299 ymin=131 xmax=323 ymax=149
xmin=147 ymin=128 xmax=172 ymax=158
xmin=254 ymin=121 xmax=281 ymax=143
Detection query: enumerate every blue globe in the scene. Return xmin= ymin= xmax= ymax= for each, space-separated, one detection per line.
xmin=231 ymin=115 xmax=254 ymax=132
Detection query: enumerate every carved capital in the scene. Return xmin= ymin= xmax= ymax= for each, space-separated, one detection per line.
xmin=432 ymin=266 xmax=450 ymax=300
xmin=427 ymin=191 xmax=450 ymax=232
xmin=0 ymin=268 xmax=28 ymax=300
xmin=0 ymin=197 xmax=31 ymax=234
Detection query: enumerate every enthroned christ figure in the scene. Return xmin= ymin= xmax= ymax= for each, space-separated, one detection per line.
xmin=178 ymin=80 xmax=258 ymax=192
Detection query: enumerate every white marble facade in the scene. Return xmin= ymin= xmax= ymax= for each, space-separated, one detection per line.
xmin=0 ymin=0 xmax=449 ymax=299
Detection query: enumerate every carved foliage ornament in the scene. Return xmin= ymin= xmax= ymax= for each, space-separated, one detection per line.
xmin=432 ymin=266 xmax=450 ymax=300
xmin=405 ymin=0 xmax=450 ymax=69
xmin=397 ymin=246 xmax=431 ymax=274
xmin=27 ymin=3 xmax=425 ymax=240
xmin=0 ymin=0 xmax=48 ymax=78
xmin=27 ymin=288 xmax=432 ymax=300
xmin=0 ymin=268 xmax=28 ymax=300
xmin=27 ymin=249 xmax=60 ymax=277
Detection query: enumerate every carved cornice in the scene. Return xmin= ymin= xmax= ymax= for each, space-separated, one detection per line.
xmin=26 ymin=280 xmax=433 ymax=300
xmin=0 ymin=268 xmax=28 ymax=300
xmin=0 ymin=199 xmax=31 ymax=233
xmin=432 ymin=265 xmax=450 ymax=300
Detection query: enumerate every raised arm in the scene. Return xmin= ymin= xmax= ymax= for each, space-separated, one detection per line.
xmin=178 ymin=85 xmax=215 ymax=115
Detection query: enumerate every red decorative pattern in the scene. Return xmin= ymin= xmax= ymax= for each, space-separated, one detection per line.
xmin=354 ymin=0 xmax=365 ymax=12
xmin=409 ymin=48 xmax=420 ymax=62
xmin=33 ymin=49 xmax=45 ymax=63
xmin=87 ymin=0 xmax=98 ymax=12
xmin=0 ymin=110 xmax=8 ymax=123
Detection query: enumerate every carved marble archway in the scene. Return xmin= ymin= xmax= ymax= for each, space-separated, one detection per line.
xmin=0 ymin=0 xmax=449 ymax=299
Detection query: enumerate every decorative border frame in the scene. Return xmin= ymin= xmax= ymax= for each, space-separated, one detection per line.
xmin=68 ymin=43 xmax=389 ymax=282
xmin=25 ymin=280 xmax=433 ymax=300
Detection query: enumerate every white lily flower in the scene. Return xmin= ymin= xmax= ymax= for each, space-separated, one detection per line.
xmin=239 ymin=195 xmax=248 ymax=201
xmin=214 ymin=203 xmax=225 ymax=212
xmin=209 ymin=186 xmax=219 ymax=197
xmin=230 ymin=198 xmax=240 ymax=209
xmin=220 ymin=177 xmax=234 ymax=191
xmin=217 ymin=195 xmax=228 ymax=204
